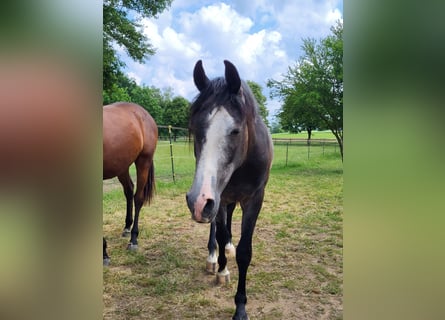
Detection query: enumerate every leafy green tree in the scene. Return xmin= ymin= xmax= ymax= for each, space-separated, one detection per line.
xmin=103 ymin=72 xmax=138 ymax=105
xmin=247 ymin=80 xmax=270 ymax=128
xmin=129 ymin=85 xmax=163 ymax=122
xmin=103 ymin=0 xmax=172 ymax=94
xmin=268 ymin=21 xmax=343 ymax=159
xmin=162 ymin=96 xmax=190 ymax=140
xmin=278 ymin=90 xmax=327 ymax=141
xmin=270 ymin=118 xmax=284 ymax=134
xmin=103 ymin=84 xmax=131 ymax=105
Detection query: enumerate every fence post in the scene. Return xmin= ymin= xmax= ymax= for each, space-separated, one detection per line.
xmin=307 ymin=142 xmax=310 ymax=160
xmin=168 ymin=125 xmax=176 ymax=183
xmin=285 ymin=142 xmax=289 ymax=167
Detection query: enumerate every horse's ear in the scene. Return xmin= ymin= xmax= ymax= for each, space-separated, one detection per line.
xmin=193 ymin=60 xmax=210 ymax=92
xmin=224 ymin=60 xmax=241 ymax=94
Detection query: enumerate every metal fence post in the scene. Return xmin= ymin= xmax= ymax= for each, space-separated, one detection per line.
xmin=168 ymin=125 xmax=176 ymax=183
xmin=307 ymin=142 xmax=310 ymax=160
xmin=285 ymin=142 xmax=289 ymax=167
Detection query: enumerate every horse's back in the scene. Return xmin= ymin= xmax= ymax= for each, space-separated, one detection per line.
xmin=103 ymin=102 xmax=157 ymax=179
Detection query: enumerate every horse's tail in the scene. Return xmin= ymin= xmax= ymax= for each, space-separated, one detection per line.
xmin=143 ymin=161 xmax=156 ymax=205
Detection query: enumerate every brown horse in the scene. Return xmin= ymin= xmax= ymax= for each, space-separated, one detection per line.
xmin=103 ymin=102 xmax=157 ymax=264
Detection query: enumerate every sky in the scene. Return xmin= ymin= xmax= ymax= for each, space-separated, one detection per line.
xmin=120 ymin=0 xmax=343 ymax=121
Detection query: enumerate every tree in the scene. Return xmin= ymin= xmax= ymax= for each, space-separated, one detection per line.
xmin=247 ymin=80 xmax=270 ymax=128
xmin=129 ymin=85 xmax=164 ymax=122
xmin=162 ymin=96 xmax=190 ymax=141
xmin=270 ymin=118 xmax=284 ymax=134
xmin=103 ymin=84 xmax=131 ymax=105
xmin=278 ymin=90 xmax=327 ymax=142
xmin=103 ymin=72 xmax=137 ymax=105
xmin=103 ymin=0 xmax=172 ymax=94
xmin=268 ymin=21 xmax=343 ymax=159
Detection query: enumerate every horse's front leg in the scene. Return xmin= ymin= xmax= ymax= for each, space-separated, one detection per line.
xmin=233 ymin=192 xmax=264 ymax=320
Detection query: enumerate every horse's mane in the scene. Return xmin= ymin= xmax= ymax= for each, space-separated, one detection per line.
xmin=189 ymin=77 xmax=259 ymax=137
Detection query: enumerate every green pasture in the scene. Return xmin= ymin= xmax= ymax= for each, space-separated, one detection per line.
xmin=103 ymin=140 xmax=343 ymax=319
xmin=272 ymin=130 xmax=336 ymax=140
xmin=150 ymin=139 xmax=341 ymax=184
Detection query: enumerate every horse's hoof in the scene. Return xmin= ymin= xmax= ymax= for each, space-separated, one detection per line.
xmin=225 ymin=243 xmax=236 ymax=257
xmin=127 ymin=243 xmax=138 ymax=251
xmin=217 ymin=267 xmax=230 ymax=285
xmin=233 ymin=306 xmax=249 ymax=320
xmin=206 ymin=261 xmax=217 ymax=274
xmin=122 ymin=229 xmax=131 ymax=237
xmin=206 ymin=253 xmax=218 ymax=274
xmin=233 ymin=315 xmax=249 ymax=320
xmin=103 ymin=258 xmax=111 ymax=266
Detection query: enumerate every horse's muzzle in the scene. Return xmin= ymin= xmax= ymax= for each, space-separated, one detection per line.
xmin=186 ymin=192 xmax=217 ymax=223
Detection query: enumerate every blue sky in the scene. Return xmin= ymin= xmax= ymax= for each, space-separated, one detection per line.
xmin=120 ymin=0 xmax=343 ymax=121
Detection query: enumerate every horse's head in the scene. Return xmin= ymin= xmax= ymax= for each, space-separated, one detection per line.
xmin=186 ymin=60 xmax=253 ymax=223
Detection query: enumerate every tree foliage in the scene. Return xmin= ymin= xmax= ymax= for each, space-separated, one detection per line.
xmin=268 ymin=21 xmax=343 ymax=158
xmin=163 ymin=96 xmax=189 ymax=128
xmin=247 ymin=80 xmax=270 ymax=128
xmin=161 ymin=96 xmax=190 ymax=140
xmin=103 ymin=0 xmax=172 ymax=93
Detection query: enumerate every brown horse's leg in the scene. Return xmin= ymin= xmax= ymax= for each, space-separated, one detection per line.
xmin=117 ymin=170 xmax=134 ymax=237
xmin=128 ymin=155 xmax=151 ymax=249
xmin=103 ymin=237 xmax=110 ymax=265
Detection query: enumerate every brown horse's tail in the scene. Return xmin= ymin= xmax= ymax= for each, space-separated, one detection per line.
xmin=144 ymin=161 xmax=156 ymax=205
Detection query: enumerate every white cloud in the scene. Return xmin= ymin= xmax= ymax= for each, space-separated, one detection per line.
xmin=122 ymin=1 xmax=343 ymax=120
xmin=127 ymin=72 xmax=142 ymax=85
xmin=326 ymin=8 xmax=343 ymax=25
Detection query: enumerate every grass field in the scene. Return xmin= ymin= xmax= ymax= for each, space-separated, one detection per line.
xmin=103 ymin=140 xmax=343 ymax=319
xmin=271 ymin=130 xmax=337 ymax=140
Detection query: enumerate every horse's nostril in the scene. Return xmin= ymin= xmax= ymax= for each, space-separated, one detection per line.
xmin=204 ymin=199 xmax=215 ymax=213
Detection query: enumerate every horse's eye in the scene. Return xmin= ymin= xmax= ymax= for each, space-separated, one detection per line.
xmin=230 ymin=128 xmax=240 ymax=136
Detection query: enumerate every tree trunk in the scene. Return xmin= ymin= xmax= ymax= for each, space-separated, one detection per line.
xmin=332 ymin=130 xmax=343 ymax=161
xmin=307 ymin=128 xmax=312 ymax=146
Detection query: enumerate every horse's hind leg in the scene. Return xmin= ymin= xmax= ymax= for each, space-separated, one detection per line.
xmin=225 ymin=202 xmax=236 ymax=257
xmin=206 ymin=221 xmax=218 ymax=273
xmin=103 ymin=237 xmax=110 ymax=266
xmin=128 ymin=155 xmax=151 ymax=249
xmin=215 ymin=205 xmax=232 ymax=284
xmin=118 ymin=170 xmax=134 ymax=237
xmin=208 ymin=203 xmax=235 ymax=274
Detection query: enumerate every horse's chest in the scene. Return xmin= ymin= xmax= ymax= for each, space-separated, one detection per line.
xmin=222 ymin=169 xmax=262 ymax=201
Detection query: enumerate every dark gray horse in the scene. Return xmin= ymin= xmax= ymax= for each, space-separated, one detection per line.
xmin=186 ymin=60 xmax=273 ymax=320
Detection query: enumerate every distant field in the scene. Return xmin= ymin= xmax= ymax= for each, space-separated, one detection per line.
xmin=272 ymin=131 xmax=336 ymax=140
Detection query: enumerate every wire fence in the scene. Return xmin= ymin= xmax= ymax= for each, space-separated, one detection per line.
xmin=154 ymin=126 xmax=341 ymax=183
xmin=272 ymin=138 xmax=340 ymax=166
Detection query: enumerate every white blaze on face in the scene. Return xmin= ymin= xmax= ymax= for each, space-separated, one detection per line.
xmin=193 ymin=108 xmax=235 ymax=220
